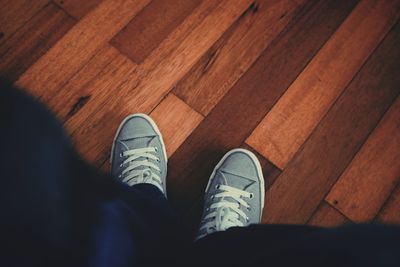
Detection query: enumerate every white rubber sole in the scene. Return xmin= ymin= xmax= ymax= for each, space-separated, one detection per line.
xmin=204 ymin=148 xmax=265 ymax=217
xmin=109 ymin=113 xmax=168 ymax=164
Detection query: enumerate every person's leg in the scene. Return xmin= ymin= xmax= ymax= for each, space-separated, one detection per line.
xmin=193 ymin=223 xmax=400 ymax=266
xmin=0 ymin=81 xmax=186 ymax=266
xmin=192 ymin=148 xmax=400 ymax=267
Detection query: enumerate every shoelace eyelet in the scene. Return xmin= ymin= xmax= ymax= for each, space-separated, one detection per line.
xmin=155 ymin=147 xmax=158 ymax=152
xmin=249 ymin=193 xmax=254 ymax=199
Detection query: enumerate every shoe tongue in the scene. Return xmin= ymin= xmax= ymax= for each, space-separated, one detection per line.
xmin=219 ymin=170 xmax=254 ymax=191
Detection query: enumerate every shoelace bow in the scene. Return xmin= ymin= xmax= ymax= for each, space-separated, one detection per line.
xmin=199 ymin=184 xmax=253 ymax=239
xmin=118 ymin=147 xmax=163 ymax=192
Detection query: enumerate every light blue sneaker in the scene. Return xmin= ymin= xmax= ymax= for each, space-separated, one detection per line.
xmin=110 ymin=113 xmax=167 ymax=196
xmin=197 ymin=148 xmax=265 ymax=240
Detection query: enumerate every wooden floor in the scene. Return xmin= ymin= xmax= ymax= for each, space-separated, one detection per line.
xmin=1 ymin=0 xmax=400 ymax=234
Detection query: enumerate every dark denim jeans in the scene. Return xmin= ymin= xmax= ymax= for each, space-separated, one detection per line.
xmin=1 ymin=81 xmax=399 ymax=267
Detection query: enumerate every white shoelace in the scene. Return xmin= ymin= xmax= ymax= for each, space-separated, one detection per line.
xmin=198 ymin=184 xmax=253 ymax=239
xmin=118 ymin=147 xmax=163 ymax=192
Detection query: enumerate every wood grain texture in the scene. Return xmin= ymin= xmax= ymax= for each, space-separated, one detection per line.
xmin=308 ymin=202 xmax=350 ymax=227
xmin=165 ymin=0 xmax=359 ymax=219
xmin=53 ymin=0 xmax=103 ymax=19
xmin=246 ymin=0 xmax=400 ymax=169
xmin=111 ymin=0 xmax=201 ymax=64
xmin=66 ymin=0 xmax=253 ymax=165
xmin=263 ymin=22 xmax=400 ymax=224
xmin=0 ymin=3 xmax=75 ymax=82
xmin=0 ymin=0 xmax=49 ymax=44
xmin=16 ymin=0 xmax=150 ymax=102
xmin=326 ymin=96 xmax=400 ymax=222
xmin=46 ymin=44 xmax=123 ymax=122
xmin=377 ymin=184 xmax=400 ymax=224
xmin=150 ymin=94 xmax=204 ymax=157
xmin=65 ymin=52 xmax=137 ymax=138
xmin=63 ymin=0 xmax=222 ymax=142
xmin=173 ymin=0 xmax=302 ymax=116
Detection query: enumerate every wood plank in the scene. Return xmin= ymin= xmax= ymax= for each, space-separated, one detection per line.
xmin=246 ymin=0 xmax=400 ymax=169
xmin=173 ymin=0 xmax=302 ymax=115
xmin=150 ymin=93 xmax=204 ymax=157
xmin=65 ymin=0 xmax=253 ymax=165
xmin=377 ymin=184 xmax=400 ymax=224
xmin=263 ymin=22 xmax=400 ymax=225
xmin=0 ymin=3 xmax=75 ymax=82
xmin=164 ymin=0 xmax=359 ymax=218
xmin=0 ymin=0 xmax=49 ymax=44
xmin=46 ymin=44 xmax=124 ymax=122
xmin=16 ymin=0 xmax=150 ymax=102
xmin=111 ymin=0 xmax=201 ymax=64
xmin=53 ymin=0 xmax=103 ymax=19
xmin=326 ymin=96 xmax=400 ymax=222
xmin=65 ymin=52 xmax=137 ymax=138
xmin=308 ymin=202 xmax=350 ymax=227
xmin=60 ymin=0 xmax=222 ymax=141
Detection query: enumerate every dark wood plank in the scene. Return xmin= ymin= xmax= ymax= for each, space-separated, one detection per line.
xmin=326 ymin=96 xmax=400 ymax=222
xmin=111 ymin=0 xmax=201 ymax=64
xmin=0 ymin=3 xmax=75 ymax=82
xmin=308 ymin=202 xmax=351 ymax=227
xmin=53 ymin=0 xmax=103 ymax=19
xmin=166 ymin=0 xmax=359 ymax=220
xmin=173 ymin=0 xmax=303 ymax=116
xmin=377 ymin=183 xmax=400 ymax=224
xmin=246 ymin=0 xmax=400 ymax=169
xmin=0 ymin=0 xmax=49 ymax=44
xmin=263 ymin=22 xmax=400 ymax=224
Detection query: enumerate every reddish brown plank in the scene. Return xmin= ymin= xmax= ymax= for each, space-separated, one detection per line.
xmin=46 ymin=44 xmax=124 ymax=122
xmin=173 ymin=0 xmax=303 ymax=116
xmin=111 ymin=0 xmax=201 ymax=64
xmin=0 ymin=0 xmax=49 ymax=44
xmin=263 ymin=22 xmax=400 ymax=224
xmin=246 ymin=0 xmax=400 ymax=169
xmin=150 ymin=93 xmax=204 ymax=157
xmin=377 ymin=184 xmax=400 ymax=224
xmin=53 ymin=0 xmax=103 ymax=19
xmin=326 ymin=96 xmax=400 ymax=222
xmin=308 ymin=202 xmax=350 ymax=227
xmin=16 ymin=0 xmax=150 ymax=102
xmin=65 ymin=0 xmax=253 ymax=165
xmin=0 ymin=3 xmax=75 ymax=82
xmin=165 ymin=0 xmax=359 ymax=220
